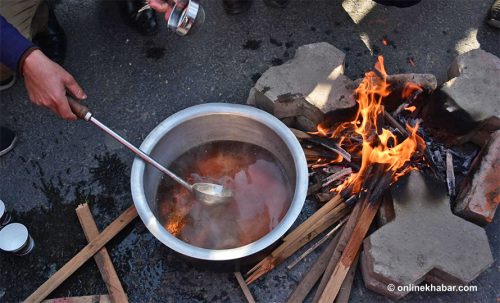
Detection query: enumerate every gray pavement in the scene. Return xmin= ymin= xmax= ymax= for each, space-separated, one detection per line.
xmin=0 ymin=0 xmax=499 ymax=302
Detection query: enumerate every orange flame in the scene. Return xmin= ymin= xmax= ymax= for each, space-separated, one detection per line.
xmin=402 ymin=82 xmax=422 ymax=99
xmin=404 ymin=105 xmax=417 ymax=112
xmin=318 ymin=56 xmax=426 ymax=195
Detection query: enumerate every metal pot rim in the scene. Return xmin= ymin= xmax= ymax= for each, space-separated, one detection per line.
xmin=131 ymin=103 xmax=308 ymax=261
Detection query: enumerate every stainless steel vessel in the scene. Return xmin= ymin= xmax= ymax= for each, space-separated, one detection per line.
xmin=131 ymin=103 xmax=308 ymax=263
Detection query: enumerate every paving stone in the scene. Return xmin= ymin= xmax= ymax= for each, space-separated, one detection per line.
xmin=454 ymin=130 xmax=500 ymax=225
xmin=386 ymin=73 xmax=437 ymax=93
xmin=361 ymin=250 xmax=406 ymax=300
xmin=442 ymin=49 xmax=500 ymax=122
xmin=247 ymin=42 xmax=356 ymax=130
xmin=361 ymin=171 xmax=493 ymax=299
xmin=271 ymin=93 xmax=325 ymax=131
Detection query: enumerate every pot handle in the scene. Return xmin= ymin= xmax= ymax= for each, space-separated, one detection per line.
xmin=68 ymin=97 xmax=91 ymax=120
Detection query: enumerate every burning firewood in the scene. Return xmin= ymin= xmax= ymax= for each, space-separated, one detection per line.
xmin=322 ymin=168 xmax=353 ymax=188
xmin=247 ymin=56 xmax=439 ymax=303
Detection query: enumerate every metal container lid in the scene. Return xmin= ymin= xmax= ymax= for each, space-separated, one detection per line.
xmin=0 ymin=223 xmax=29 ymax=252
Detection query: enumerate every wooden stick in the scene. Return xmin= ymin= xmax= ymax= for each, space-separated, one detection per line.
xmin=25 ymin=205 xmax=138 ymax=303
xmin=334 ymin=253 xmax=360 ymax=303
xmin=446 ymin=150 xmax=455 ymax=197
xmin=287 ymin=217 xmax=347 ymax=270
xmin=290 ymin=128 xmax=312 ymax=140
xmin=316 ymin=192 xmax=335 ymax=203
xmin=76 ymin=204 xmax=129 ymax=303
xmin=246 ymin=203 xmax=349 ymax=284
xmin=322 ymin=168 xmax=353 ymax=188
xmin=234 ymin=272 xmax=256 ymax=303
xmin=312 ymin=200 xmax=364 ymax=303
xmin=246 ymin=195 xmax=349 ymax=284
xmin=383 ymin=111 xmax=408 ymax=137
xmin=286 ymin=228 xmax=344 ymax=303
xmin=318 ymin=198 xmax=383 ymax=303
xmin=41 ymin=295 xmax=111 ymax=303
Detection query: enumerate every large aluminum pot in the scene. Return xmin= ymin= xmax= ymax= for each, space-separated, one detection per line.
xmin=131 ymin=103 xmax=308 ymax=264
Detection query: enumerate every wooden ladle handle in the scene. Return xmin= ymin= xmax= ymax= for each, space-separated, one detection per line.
xmin=68 ymin=97 xmax=91 ymax=120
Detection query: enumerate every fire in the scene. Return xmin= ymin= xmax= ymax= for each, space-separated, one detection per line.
xmin=404 ymin=105 xmax=417 ymax=112
xmin=318 ymin=56 xmax=425 ymax=196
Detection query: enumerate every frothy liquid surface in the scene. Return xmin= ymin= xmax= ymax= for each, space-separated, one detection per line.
xmin=156 ymin=141 xmax=292 ymax=249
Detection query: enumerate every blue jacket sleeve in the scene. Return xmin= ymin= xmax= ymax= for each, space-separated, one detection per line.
xmin=0 ymin=15 xmax=35 ymax=72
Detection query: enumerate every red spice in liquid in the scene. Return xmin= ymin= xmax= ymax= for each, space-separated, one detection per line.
xmin=156 ymin=141 xmax=292 ymax=249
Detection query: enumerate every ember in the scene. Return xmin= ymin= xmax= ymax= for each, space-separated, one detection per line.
xmin=156 ymin=141 xmax=292 ymax=250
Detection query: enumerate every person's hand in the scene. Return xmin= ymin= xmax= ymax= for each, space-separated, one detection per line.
xmin=22 ymin=49 xmax=86 ymax=120
xmin=148 ymin=0 xmax=187 ymax=21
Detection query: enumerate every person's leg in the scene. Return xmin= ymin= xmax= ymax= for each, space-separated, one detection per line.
xmin=0 ymin=0 xmax=44 ymax=39
xmin=0 ymin=0 xmax=44 ymax=91
xmin=488 ymin=0 xmax=500 ymax=29
xmin=32 ymin=1 xmax=66 ymax=64
xmin=118 ymin=0 xmax=159 ymax=35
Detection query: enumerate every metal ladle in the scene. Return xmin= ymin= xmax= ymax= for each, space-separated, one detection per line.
xmin=68 ymin=99 xmax=233 ymax=205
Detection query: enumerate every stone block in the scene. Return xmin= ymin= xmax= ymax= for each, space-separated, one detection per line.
xmin=361 ymin=171 xmax=493 ymax=299
xmin=248 ymin=42 xmax=356 ymax=130
xmin=454 ymin=130 xmax=500 ymax=225
xmin=442 ymin=49 xmax=500 ymax=122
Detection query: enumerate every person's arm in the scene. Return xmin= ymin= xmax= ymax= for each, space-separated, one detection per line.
xmin=0 ymin=15 xmax=37 ymax=73
xmin=0 ymin=15 xmax=86 ymax=120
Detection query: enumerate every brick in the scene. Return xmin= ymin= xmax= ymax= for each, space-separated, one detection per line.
xmin=454 ymin=130 xmax=500 ymax=225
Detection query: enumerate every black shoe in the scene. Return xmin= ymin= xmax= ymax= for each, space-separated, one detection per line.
xmin=372 ymin=0 xmax=421 ymax=7
xmin=223 ymin=0 xmax=253 ymax=14
xmin=488 ymin=0 xmax=500 ymax=29
xmin=0 ymin=127 xmax=17 ymax=157
xmin=0 ymin=74 xmax=16 ymax=92
xmin=119 ymin=0 xmax=159 ymax=36
xmin=32 ymin=7 xmax=66 ymax=65
xmin=263 ymin=0 xmax=289 ymax=8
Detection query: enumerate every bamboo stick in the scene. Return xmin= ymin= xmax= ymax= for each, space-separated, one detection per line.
xmin=287 ymin=217 xmax=347 ymax=270
xmin=235 ymin=272 xmax=256 ymax=303
xmin=312 ymin=200 xmax=364 ymax=303
xmin=76 ymin=203 xmax=129 ymax=303
xmin=317 ymin=197 xmax=383 ymax=303
xmin=334 ymin=253 xmax=360 ymax=303
xmin=41 ymin=295 xmax=111 ymax=303
xmin=286 ymin=228 xmax=344 ymax=303
xmin=25 ymin=205 xmax=137 ymax=303
xmin=246 ymin=195 xmax=348 ymax=284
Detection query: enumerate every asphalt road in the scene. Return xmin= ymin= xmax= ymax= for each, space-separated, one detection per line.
xmin=0 ymin=0 xmax=499 ymax=302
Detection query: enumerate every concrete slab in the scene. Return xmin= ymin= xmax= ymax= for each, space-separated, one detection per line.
xmin=247 ymin=42 xmax=357 ymax=129
xmin=362 ymin=171 xmax=493 ymax=299
xmin=442 ymin=49 xmax=500 ymax=122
